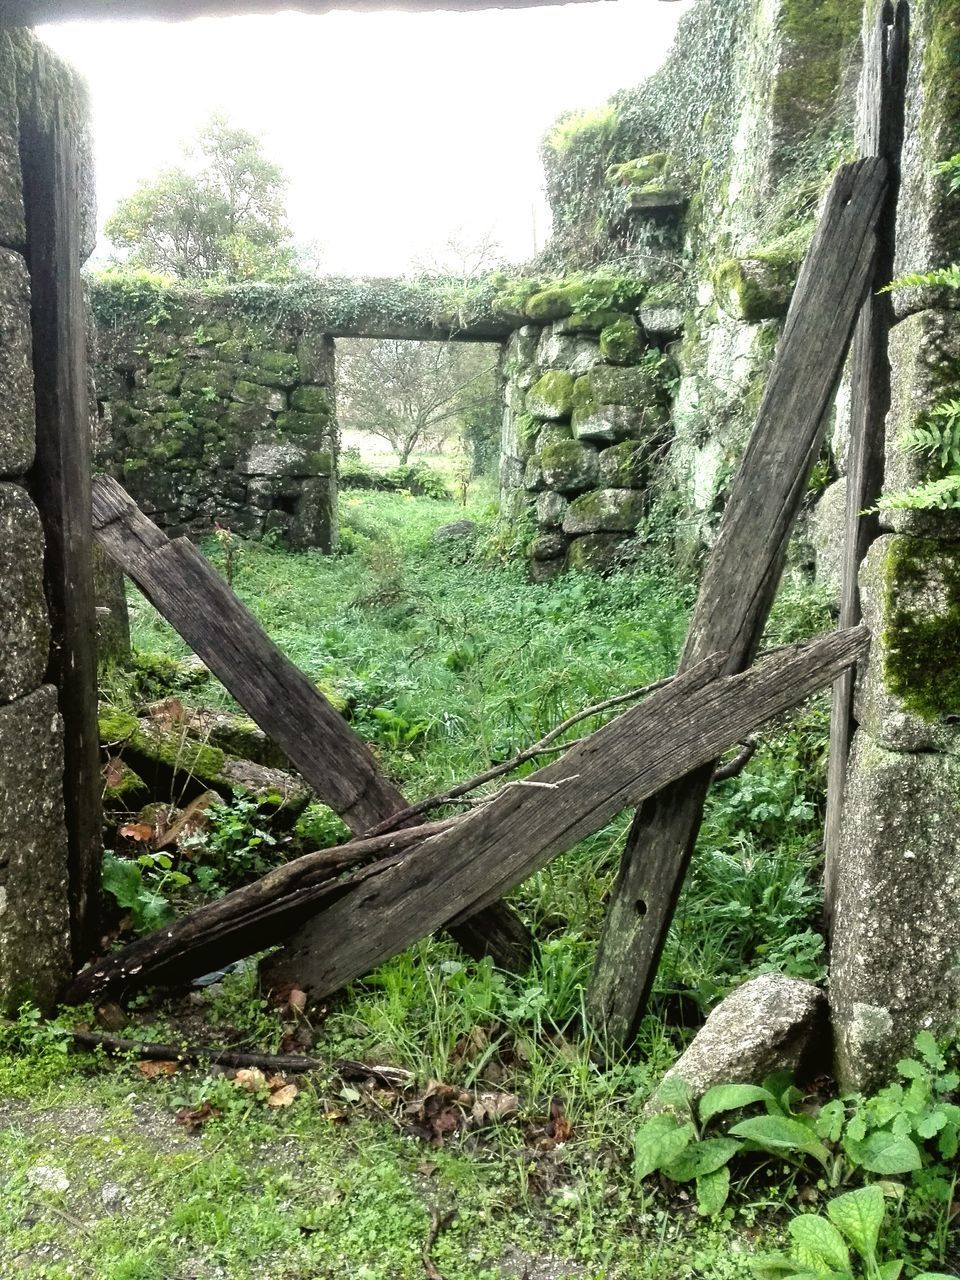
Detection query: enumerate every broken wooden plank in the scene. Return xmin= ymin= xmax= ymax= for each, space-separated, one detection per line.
xmin=823 ymin=0 xmax=908 ymax=923
xmin=21 ymin=96 xmax=103 ymax=965
xmin=91 ymin=476 xmax=532 ymax=972
xmin=586 ymin=156 xmax=888 ymax=1052
xmin=66 ymin=626 xmax=867 ymax=1005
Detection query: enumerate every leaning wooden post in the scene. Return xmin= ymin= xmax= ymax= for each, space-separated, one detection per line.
xmin=21 ymin=92 xmax=102 ymax=966
xmin=822 ymin=0 xmax=908 ymax=924
xmin=91 ymin=476 xmax=533 ymax=974
xmin=585 ymin=158 xmax=888 ymax=1052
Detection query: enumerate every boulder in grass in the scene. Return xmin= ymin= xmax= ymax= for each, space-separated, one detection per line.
xmin=649 ymin=975 xmax=828 ymax=1110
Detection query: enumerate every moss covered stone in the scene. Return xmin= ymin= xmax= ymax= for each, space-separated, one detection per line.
xmin=290 ymin=386 xmax=333 ymax=416
xmin=599 ymin=316 xmax=643 ymax=365
xmin=566 ymin=532 xmax=634 ymax=574
xmin=232 ymin=380 xmax=285 ymax=413
xmin=530 ymin=532 xmax=568 ymax=561
xmin=526 ymin=371 xmax=576 ymax=421
xmin=562 ymin=487 xmax=647 ymax=534
xmin=539 ymin=440 xmax=600 ymax=493
xmin=879 ymin=535 xmax=960 ymax=724
xmin=598 ymin=441 xmax=647 ymax=488
xmin=535 ymin=489 xmax=569 ymax=529
xmin=573 ymin=364 xmax=668 ymax=413
xmin=276 ymin=410 xmax=330 ymax=439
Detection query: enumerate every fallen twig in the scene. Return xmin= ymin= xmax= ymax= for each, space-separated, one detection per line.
xmin=71 ymin=1029 xmax=322 ymax=1074
xmin=422 ymin=1207 xmax=456 ymax=1280
xmin=362 ymin=675 xmax=674 ymax=836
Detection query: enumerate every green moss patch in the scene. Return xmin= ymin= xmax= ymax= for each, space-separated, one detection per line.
xmin=882 ymin=537 xmax=960 ymax=721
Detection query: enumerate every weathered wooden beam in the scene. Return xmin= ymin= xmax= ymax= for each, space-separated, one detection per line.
xmin=823 ymin=0 xmax=908 ymax=924
xmin=91 ymin=476 xmax=532 ymax=971
xmin=3 ymin=0 xmax=605 ymax=22
xmin=66 ymin=627 xmax=868 ymax=1004
xmin=585 ymin=157 xmax=888 ymax=1052
xmin=21 ymin=93 xmax=102 ymax=966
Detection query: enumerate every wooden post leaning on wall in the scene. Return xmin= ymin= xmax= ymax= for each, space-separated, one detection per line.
xmin=585 ymin=158 xmax=889 ymax=1054
xmin=21 ymin=88 xmax=102 ymax=966
xmin=822 ymin=0 xmax=909 ymax=924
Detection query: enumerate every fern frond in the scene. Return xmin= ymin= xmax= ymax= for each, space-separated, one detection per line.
xmin=879 ymin=263 xmax=960 ymax=293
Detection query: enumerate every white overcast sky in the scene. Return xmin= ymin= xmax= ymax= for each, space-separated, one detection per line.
xmin=39 ymin=1 xmax=691 ymax=276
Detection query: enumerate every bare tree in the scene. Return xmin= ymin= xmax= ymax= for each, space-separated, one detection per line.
xmin=337 ymin=338 xmax=497 ymax=465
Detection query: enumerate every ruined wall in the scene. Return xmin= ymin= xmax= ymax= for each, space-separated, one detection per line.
xmin=498 ymin=282 xmax=676 ymax=579
xmin=92 ymin=277 xmax=338 ymax=550
xmin=502 ymin=0 xmax=864 ymax=565
xmin=829 ymin=0 xmax=960 ymax=1090
xmin=0 ymin=30 xmax=93 ymax=1010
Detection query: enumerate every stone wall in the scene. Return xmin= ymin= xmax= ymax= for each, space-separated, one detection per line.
xmin=0 ymin=30 xmax=93 ymax=1011
xmin=829 ymin=0 xmax=960 ymax=1091
xmin=498 ymin=289 xmax=676 ymax=579
xmin=93 ymin=278 xmax=338 ymax=550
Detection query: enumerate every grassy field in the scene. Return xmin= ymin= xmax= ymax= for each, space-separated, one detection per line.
xmin=6 ymin=488 xmax=953 ymax=1280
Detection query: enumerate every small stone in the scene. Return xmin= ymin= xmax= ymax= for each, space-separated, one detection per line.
xmin=651 ymin=975 xmax=828 ymax=1106
xmin=434 ymin=519 xmax=477 ymax=543
xmin=530 ymin=533 xmax=567 ymax=561
xmin=535 ymin=490 xmax=568 ymax=529
xmin=27 ymin=1166 xmax=69 ymax=1194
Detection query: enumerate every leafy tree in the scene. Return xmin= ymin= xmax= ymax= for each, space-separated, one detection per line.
xmin=105 ymin=114 xmax=299 ymax=282
xmin=337 ymin=338 xmax=498 ymax=466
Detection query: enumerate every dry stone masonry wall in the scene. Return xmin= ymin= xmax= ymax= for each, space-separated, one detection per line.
xmin=93 ymin=280 xmax=338 ymax=550
xmin=0 ymin=30 xmax=92 ymax=1011
xmin=499 ymin=295 xmax=675 ymax=579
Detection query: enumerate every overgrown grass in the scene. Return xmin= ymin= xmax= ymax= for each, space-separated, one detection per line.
xmin=4 ymin=489 xmax=850 ymax=1278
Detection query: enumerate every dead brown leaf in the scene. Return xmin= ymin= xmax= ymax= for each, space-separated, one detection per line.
xmin=103 ymin=756 xmax=126 ymax=789
xmin=470 ymin=1091 xmax=519 ymax=1127
xmin=137 ymin=1059 xmax=179 ymax=1078
xmin=175 ymin=1102 xmax=219 ymax=1132
xmin=266 ymin=1083 xmax=298 ymax=1108
xmin=144 ymin=697 xmax=186 ymax=730
xmin=156 ymin=791 xmax=218 ymax=851
xmin=118 ymin=821 xmax=154 ymax=844
xmin=233 ymin=1067 xmax=267 ymax=1091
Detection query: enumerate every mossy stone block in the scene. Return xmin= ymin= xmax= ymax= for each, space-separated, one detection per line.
xmin=232 ymin=380 xmax=285 ymax=413
xmin=566 ymin=533 xmax=634 ymax=574
xmin=0 ymin=249 xmax=35 ymax=475
xmin=562 ymin=487 xmax=647 ymax=534
xmin=856 ymin=533 xmax=960 ymax=744
xmin=276 ymin=410 xmax=330 ymax=439
xmin=598 ymin=441 xmax=648 ymax=488
xmin=524 ymin=281 xmax=591 ymax=322
xmin=530 ymin=532 xmax=568 ymax=561
xmin=573 ymin=364 xmax=668 ymax=412
xmin=555 ymin=310 xmax=623 ymax=336
xmin=290 ymin=385 xmax=333 ymax=416
xmin=831 ymin=731 xmax=960 ymax=1092
xmin=0 ymin=483 xmax=50 ymax=702
xmin=599 ymin=316 xmax=643 ymax=365
xmin=248 ymin=350 xmax=299 ymax=387
xmin=573 ymin=403 xmax=668 ymax=445
xmin=144 ymin=360 xmax=184 ymax=395
xmin=526 ymin=371 xmax=576 ymax=421
xmin=882 ymin=309 xmax=960 ymax=538
xmin=0 ymin=685 xmax=69 ymax=1015
xmin=539 ymin=440 xmax=600 ymax=493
